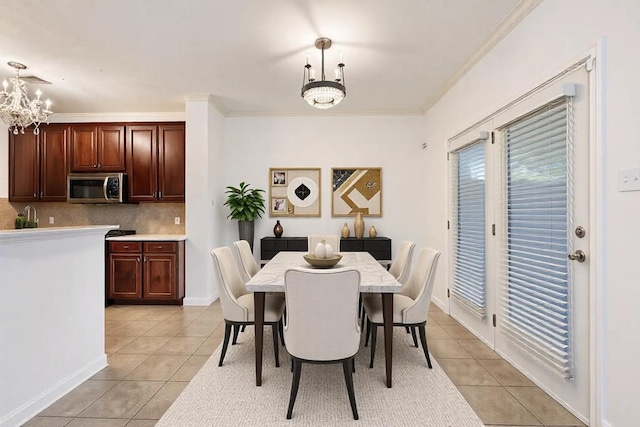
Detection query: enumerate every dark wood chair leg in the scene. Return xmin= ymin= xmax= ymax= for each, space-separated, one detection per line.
xmin=272 ymin=323 xmax=280 ymax=368
xmin=278 ymin=318 xmax=285 ymax=346
xmin=360 ymin=308 xmax=365 ymax=331
xmin=405 ymin=326 xmax=411 ymax=334
xmin=418 ymin=324 xmax=432 ymax=369
xmin=411 ymin=326 xmax=419 ymax=348
xmin=342 ymin=358 xmax=359 ymax=420
xmin=364 ymin=318 xmax=371 ymax=347
xmin=241 ymin=325 xmax=246 ymax=332
xmin=287 ymin=358 xmax=302 ymax=419
xmin=218 ymin=322 xmax=232 ymax=366
xmin=232 ymin=324 xmax=240 ymax=345
xmin=369 ymin=324 xmax=378 ymax=368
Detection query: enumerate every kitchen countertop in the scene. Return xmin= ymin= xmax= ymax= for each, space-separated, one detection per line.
xmin=0 ymin=225 xmax=118 ymax=244
xmin=106 ymin=234 xmax=187 ymax=241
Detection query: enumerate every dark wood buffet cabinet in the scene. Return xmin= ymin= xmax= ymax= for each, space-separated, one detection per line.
xmin=260 ymin=236 xmax=392 ymax=262
xmin=107 ymin=240 xmax=185 ymax=305
xmin=8 ymin=122 xmax=185 ymax=202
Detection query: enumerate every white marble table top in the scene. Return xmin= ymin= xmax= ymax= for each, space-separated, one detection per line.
xmin=246 ymin=251 xmax=402 ymax=293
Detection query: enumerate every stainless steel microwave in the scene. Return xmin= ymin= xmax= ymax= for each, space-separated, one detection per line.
xmin=67 ymin=173 xmax=127 ymax=203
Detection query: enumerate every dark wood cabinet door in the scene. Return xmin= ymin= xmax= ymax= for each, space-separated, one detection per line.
xmin=144 ymin=253 xmax=176 ymax=299
xmin=9 ymin=131 xmax=39 ymax=201
xmin=157 ymin=124 xmax=185 ymax=201
xmin=109 ymin=253 xmax=143 ymax=298
xmin=70 ymin=125 xmax=99 ymax=172
xmin=39 ymin=125 xmax=69 ymax=201
xmin=98 ymin=125 xmax=125 ymax=171
xmin=127 ymin=125 xmax=158 ymax=202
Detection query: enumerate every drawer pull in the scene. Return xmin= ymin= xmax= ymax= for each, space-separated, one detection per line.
xmin=123 ymin=245 xmax=129 ymax=249
xmin=155 ymin=246 xmax=163 ymax=249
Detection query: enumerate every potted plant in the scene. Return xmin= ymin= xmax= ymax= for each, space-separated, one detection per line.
xmin=224 ymin=182 xmax=266 ymax=250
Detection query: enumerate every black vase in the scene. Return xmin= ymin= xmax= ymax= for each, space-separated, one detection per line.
xmin=238 ymin=220 xmax=255 ymax=250
xmin=274 ymin=220 xmax=283 ymax=238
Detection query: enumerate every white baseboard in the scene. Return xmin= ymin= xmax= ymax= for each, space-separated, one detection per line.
xmin=1 ymin=354 xmax=107 ymax=427
xmin=183 ymin=291 xmax=218 ymax=306
xmin=431 ymin=295 xmax=449 ymax=314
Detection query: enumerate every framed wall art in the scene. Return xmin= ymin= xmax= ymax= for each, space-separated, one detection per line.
xmin=269 ymin=167 xmax=321 ymax=217
xmin=332 ymin=167 xmax=382 ymax=217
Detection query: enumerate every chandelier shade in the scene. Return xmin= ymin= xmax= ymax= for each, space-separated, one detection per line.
xmin=0 ymin=61 xmax=53 ymax=135
xmin=301 ymin=38 xmax=345 ymax=110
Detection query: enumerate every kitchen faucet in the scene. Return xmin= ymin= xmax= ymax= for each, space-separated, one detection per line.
xmin=23 ymin=205 xmax=38 ymax=228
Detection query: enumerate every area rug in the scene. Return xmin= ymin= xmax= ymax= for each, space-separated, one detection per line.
xmin=157 ymin=327 xmax=485 ymax=426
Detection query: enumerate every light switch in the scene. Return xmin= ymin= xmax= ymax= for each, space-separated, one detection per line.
xmin=174 ymin=217 xmax=181 ymax=225
xmin=618 ymin=167 xmax=640 ymax=192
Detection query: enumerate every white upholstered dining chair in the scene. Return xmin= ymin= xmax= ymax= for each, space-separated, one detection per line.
xmin=307 ymin=234 xmax=340 ymax=254
xmin=210 ymin=247 xmax=285 ymax=367
xmin=283 ymin=267 xmax=361 ymax=420
xmin=362 ymin=247 xmax=441 ymax=369
xmin=233 ymin=240 xmax=260 ymax=283
xmin=389 ymin=240 xmax=416 ymax=285
xmin=360 ymin=240 xmax=415 ymax=334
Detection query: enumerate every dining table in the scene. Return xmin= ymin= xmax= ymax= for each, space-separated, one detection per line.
xmin=245 ymin=251 xmax=402 ymax=388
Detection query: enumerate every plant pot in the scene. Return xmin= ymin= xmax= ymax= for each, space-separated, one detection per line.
xmin=238 ymin=220 xmax=255 ymax=251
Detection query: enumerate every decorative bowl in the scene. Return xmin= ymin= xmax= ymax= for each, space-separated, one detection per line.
xmin=303 ymin=254 xmax=343 ymax=268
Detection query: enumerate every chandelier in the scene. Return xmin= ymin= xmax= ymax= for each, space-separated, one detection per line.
xmin=0 ymin=61 xmax=53 ymax=135
xmin=301 ymin=38 xmax=346 ymax=110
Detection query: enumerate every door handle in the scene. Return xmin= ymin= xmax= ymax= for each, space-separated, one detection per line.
xmin=568 ymin=250 xmax=586 ymax=263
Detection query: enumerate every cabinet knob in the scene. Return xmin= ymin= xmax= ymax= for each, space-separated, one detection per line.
xmin=33 ymin=193 xmax=37 ymax=198
xmin=93 ymin=164 xmax=97 ymax=168
xmin=98 ymin=163 xmax=102 ymax=168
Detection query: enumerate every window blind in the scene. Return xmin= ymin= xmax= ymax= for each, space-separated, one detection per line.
xmin=451 ymin=142 xmax=486 ymax=318
xmin=498 ymin=100 xmax=574 ymax=378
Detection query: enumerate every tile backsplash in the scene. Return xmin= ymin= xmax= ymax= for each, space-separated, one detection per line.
xmin=0 ymin=198 xmax=185 ymax=234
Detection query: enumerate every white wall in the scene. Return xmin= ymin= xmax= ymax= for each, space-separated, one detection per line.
xmin=184 ymin=99 xmax=225 ymax=305
xmin=423 ymin=1 xmax=640 ymax=426
xmin=222 ymin=115 xmax=427 ymax=258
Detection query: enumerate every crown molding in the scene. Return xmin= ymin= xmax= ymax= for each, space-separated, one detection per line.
xmin=225 ymin=108 xmax=424 ymax=118
xmin=50 ymin=112 xmax=185 ymax=122
xmin=183 ymin=94 xmax=228 ymax=116
xmin=421 ymin=0 xmax=542 ymax=114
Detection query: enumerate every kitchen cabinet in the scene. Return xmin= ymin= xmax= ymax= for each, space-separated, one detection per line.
xmin=107 ymin=240 xmax=185 ymax=304
xmin=9 ymin=125 xmax=69 ymax=202
xmin=70 ymin=124 xmax=125 ymax=172
xmin=127 ymin=123 xmax=185 ymax=202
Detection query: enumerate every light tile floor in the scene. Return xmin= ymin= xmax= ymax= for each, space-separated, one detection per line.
xmin=24 ymin=302 xmax=585 ymax=426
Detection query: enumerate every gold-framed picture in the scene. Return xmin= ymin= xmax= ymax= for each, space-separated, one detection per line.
xmin=331 ymin=167 xmax=382 ymax=217
xmin=269 ymin=167 xmax=321 ymax=217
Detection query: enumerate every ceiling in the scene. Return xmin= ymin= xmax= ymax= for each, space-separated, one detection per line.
xmin=0 ymin=0 xmax=531 ymax=117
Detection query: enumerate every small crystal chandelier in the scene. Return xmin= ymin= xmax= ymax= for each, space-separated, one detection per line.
xmin=0 ymin=61 xmax=53 ymax=135
xmin=301 ymin=38 xmax=346 ymax=110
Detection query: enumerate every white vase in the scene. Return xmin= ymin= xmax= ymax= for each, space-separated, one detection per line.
xmin=325 ymin=243 xmax=334 ymax=259
xmin=314 ymin=242 xmax=327 ymax=259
